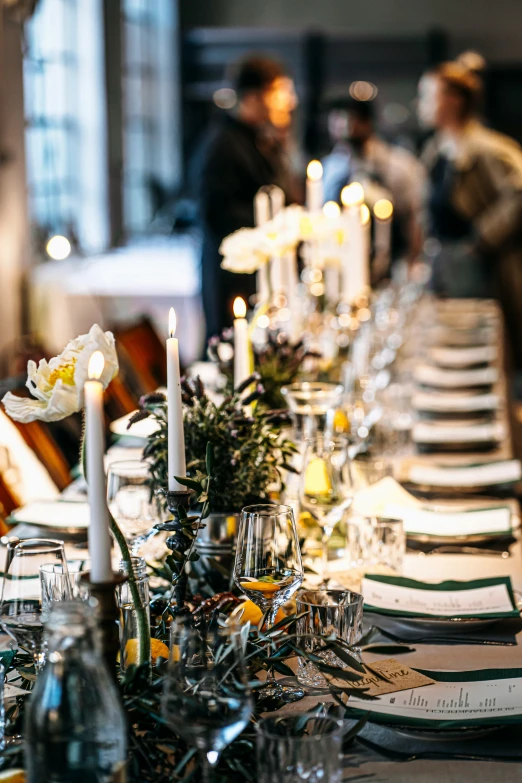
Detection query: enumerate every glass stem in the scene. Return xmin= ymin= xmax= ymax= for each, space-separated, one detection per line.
xmin=265 ymin=607 xmax=278 ymax=687
xmin=321 ymin=526 xmax=332 ymax=585
xmin=200 ymin=751 xmax=218 ymax=783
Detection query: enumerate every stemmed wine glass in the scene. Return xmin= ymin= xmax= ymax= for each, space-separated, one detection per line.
xmin=0 ymin=539 xmax=69 ymax=671
xmin=233 ymin=503 xmax=304 ymax=703
xmin=107 ymin=460 xmax=162 ymax=554
xmin=162 ymin=620 xmax=252 ymax=783
xmin=299 ymin=435 xmax=352 ymax=585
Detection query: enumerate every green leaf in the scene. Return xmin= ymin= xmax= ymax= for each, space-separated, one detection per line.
xmin=324 ymin=641 xmax=366 ymax=673
xmin=174 ymin=476 xmax=202 ymax=493
xmin=316 ymin=662 xmax=363 ymax=682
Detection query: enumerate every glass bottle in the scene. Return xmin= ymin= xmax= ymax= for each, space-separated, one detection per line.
xmin=24 ymin=601 xmax=127 ymax=783
xmin=116 ymin=557 xmax=150 ymax=671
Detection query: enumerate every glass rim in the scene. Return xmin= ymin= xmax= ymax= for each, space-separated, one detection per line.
xmin=241 ymin=503 xmax=293 ymax=519
xmin=348 ymin=515 xmax=404 ymax=526
xmin=256 ymin=713 xmax=344 ymax=740
xmin=39 ymin=562 xmax=68 ymax=574
xmin=107 ymin=459 xmax=151 ymax=476
xmin=296 ymin=588 xmax=363 ymax=609
xmin=281 ymin=381 xmax=344 ymax=395
xmin=13 ymin=538 xmax=65 ymax=556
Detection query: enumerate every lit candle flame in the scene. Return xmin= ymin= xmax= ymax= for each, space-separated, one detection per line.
xmin=374 ymin=198 xmax=394 ymax=221
xmin=233 ymin=296 xmax=247 ymax=319
xmin=306 ymin=159 xmax=323 ymax=181
xmin=361 ymin=203 xmax=371 ymax=226
xmin=88 ymin=350 xmax=105 ymax=381
xmin=169 ymin=307 xmax=177 ymax=338
xmin=323 ymin=200 xmax=341 ymax=219
xmin=341 ymin=182 xmax=364 ymax=207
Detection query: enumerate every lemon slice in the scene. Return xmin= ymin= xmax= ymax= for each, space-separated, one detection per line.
xmin=304 ymin=457 xmax=332 ymax=495
xmin=0 ymin=771 xmax=26 ymax=782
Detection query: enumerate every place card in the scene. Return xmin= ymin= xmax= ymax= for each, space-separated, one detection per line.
xmin=414 ymin=365 xmax=498 ymax=388
xmin=9 ymin=500 xmax=90 ymax=529
xmin=348 ymin=659 xmax=436 ymax=697
xmin=362 ymin=575 xmax=519 ymax=618
xmin=408 ymin=459 xmax=522 ymax=488
xmin=412 ymin=421 xmax=505 ymax=444
xmin=383 ymin=504 xmax=512 ymax=538
xmin=347 ymin=669 xmax=522 ymax=725
xmin=412 ymin=392 xmax=500 ymax=414
xmin=429 ymin=345 xmax=497 ymax=368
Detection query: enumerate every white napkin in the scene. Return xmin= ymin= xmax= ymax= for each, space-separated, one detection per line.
xmin=384 ymin=504 xmax=512 ymax=537
xmin=429 ymin=345 xmax=497 ymax=367
xmin=408 ymin=460 xmax=522 ymax=488
xmin=412 ymin=392 xmax=500 ymax=413
xmin=351 ymin=477 xmax=421 ymax=517
xmin=10 ymin=500 xmax=90 ymax=529
xmin=412 ymin=421 xmax=505 ymax=444
xmin=414 ymin=365 xmax=498 ymax=388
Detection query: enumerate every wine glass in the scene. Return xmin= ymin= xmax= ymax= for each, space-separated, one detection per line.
xmin=0 ymin=539 xmax=69 ymax=671
xmin=233 ymin=503 xmax=304 ymax=703
xmin=107 ymin=460 xmax=161 ymax=554
xmin=162 ymin=620 xmax=252 ymax=783
xmin=299 ymin=435 xmax=352 ymax=584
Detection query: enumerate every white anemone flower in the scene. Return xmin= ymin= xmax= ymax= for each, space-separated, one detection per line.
xmin=219 ymin=227 xmax=269 ymax=274
xmin=2 ymin=324 xmax=119 ymax=423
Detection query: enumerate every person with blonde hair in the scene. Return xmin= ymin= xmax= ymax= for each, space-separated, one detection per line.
xmin=418 ymin=56 xmax=522 ymax=367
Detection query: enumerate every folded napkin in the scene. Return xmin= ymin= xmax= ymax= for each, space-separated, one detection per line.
xmin=412 ymin=421 xmax=505 ymax=445
xmin=414 ymin=365 xmax=498 ymax=388
xmin=9 ymin=499 xmax=90 ymax=529
xmin=384 ymin=504 xmax=512 ymax=538
xmin=351 ymin=477 xmax=421 ymax=518
xmin=408 ymin=460 xmax=522 ymax=488
xmin=429 ymin=345 xmax=497 ymax=368
xmin=368 ymin=613 xmax=522 ymax=646
xmin=412 ymin=391 xmax=500 ymax=414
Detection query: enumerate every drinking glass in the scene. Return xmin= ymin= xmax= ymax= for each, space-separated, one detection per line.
xmin=299 ymin=435 xmax=352 ymax=584
xmin=346 ymin=516 xmax=405 ymax=576
xmin=257 ymin=714 xmax=344 ymax=783
xmin=233 ymin=504 xmax=304 ymax=703
xmin=296 ymin=589 xmax=363 ymax=687
xmin=0 ymin=539 xmax=69 ymax=671
xmin=39 ymin=563 xmax=73 ymax=613
xmin=350 ymin=455 xmax=392 ymax=492
xmin=162 ymin=621 xmax=252 ymax=783
xmin=107 ymin=460 xmax=160 ymax=554
xmin=281 ymin=382 xmax=343 ymax=441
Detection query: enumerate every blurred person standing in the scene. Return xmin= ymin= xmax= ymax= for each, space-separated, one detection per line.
xmin=322 ymin=97 xmax=425 ymax=265
xmin=418 ymin=58 xmax=522 ymax=367
xmin=198 ymin=55 xmax=298 ymax=341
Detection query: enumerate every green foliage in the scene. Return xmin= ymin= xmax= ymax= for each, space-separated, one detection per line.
xmin=129 ymin=377 xmax=299 ymax=513
xmin=208 ymin=330 xmax=321 ymax=409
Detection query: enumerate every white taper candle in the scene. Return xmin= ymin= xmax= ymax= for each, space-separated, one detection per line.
xmin=84 ymin=351 xmax=113 ymax=583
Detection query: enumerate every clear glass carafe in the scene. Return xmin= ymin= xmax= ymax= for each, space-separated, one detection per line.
xmin=24 ymin=601 xmax=127 ymax=783
xmin=116 ymin=557 xmax=150 ymax=672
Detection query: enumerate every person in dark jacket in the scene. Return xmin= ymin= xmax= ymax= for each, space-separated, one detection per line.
xmin=198 ymin=55 xmax=298 ymax=342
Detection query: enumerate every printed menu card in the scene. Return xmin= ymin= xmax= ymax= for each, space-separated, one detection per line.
xmin=362 ymin=575 xmax=520 ymax=619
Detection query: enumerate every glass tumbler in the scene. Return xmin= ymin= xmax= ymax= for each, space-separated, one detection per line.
xmin=257 ymin=714 xmax=344 ymax=783
xmin=296 ymin=589 xmax=363 ymax=688
xmin=346 ymin=516 xmax=405 ymax=576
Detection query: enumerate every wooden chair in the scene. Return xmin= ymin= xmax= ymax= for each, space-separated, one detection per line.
xmin=113 ymin=317 xmax=167 ymax=396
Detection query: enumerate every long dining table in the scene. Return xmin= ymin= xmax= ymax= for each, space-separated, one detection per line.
xmin=279 ymin=298 xmax=522 ymax=781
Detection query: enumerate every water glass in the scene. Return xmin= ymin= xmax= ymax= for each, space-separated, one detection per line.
xmin=163 ymin=620 xmax=252 ymax=782
xmin=257 ymin=714 xmax=344 ymax=783
xmin=346 ymin=516 xmax=405 ymax=575
xmin=281 ymin=382 xmax=343 ymax=441
xmin=350 ymin=456 xmax=392 ymax=491
xmin=39 ymin=564 xmax=73 ymax=613
xmin=115 ymin=557 xmax=150 ymax=671
xmin=107 ymin=460 xmax=160 ymax=554
xmin=296 ymin=589 xmax=363 ymax=688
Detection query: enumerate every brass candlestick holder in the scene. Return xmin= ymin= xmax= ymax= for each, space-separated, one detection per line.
xmin=155 ymin=489 xmax=194 ymax=615
xmin=80 ymin=572 xmax=126 ymax=679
